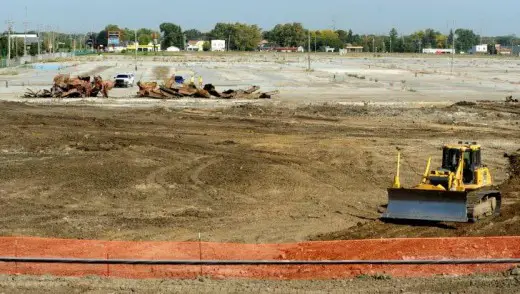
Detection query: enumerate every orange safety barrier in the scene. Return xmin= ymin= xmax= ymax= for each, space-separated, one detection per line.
xmin=0 ymin=236 xmax=519 ymax=280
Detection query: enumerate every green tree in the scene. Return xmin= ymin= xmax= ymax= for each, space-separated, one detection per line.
xmin=184 ymin=29 xmax=203 ymax=41
xmin=0 ymin=36 xmax=8 ymax=57
xmin=435 ymin=34 xmax=447 ymax=48
xmin=209 ymin=23 xmax=261 ymax=51
xmin=268 ymin=23 xmax=307 ymax=47
xmin=495 ymin=35 xmax=515 ymax=46
xmin=136 ymin=28 xmax=156 ymax=45
xmin=159 ymin=22 xmax=183 ymax=50
xmin=96 ymin=30 xmax=107 ymax=47
xmin=313 ymin=30 xmax=342 ymax=51
xmin=203 ymin=41 xmax=211 ymax=51
xmin=337 ymin=29 xmax=349 ymax=44
xmin=233 ymin=23 xmax=262 ymax=51
xmin=29 ymin=43 xmax=38 ymax=55
xmin=389 ymin=28 xmax=398 ymax=52
xmin=454 ymin=28 xmax=479 ymax=52
xmin=209 ymin=23 xmax=235 ymax=41
xmin=447 ymin=29 xmax=454 ymax=48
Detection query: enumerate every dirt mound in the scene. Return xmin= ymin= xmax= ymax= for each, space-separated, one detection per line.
xmin=69 ymin=139 xmax=131 ymax=152
xmin=452 ymin=101 xmax=477 ymax=107
xmin=295 ymin=103 xmax=370 ymax=117
xmin=504 ymin=150 xmax=520 ymax=182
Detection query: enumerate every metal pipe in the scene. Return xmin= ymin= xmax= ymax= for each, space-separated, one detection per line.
xmin=0 ymin=257 xmax=519 ymax=266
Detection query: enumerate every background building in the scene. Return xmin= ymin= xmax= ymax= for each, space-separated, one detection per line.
xmin=187 ymin=40 xmax=204 ymax=51
xmin=469 ymin=44 xmax=488 ymax=54
xmin=211 ymin=40 xmax=226 ymax=52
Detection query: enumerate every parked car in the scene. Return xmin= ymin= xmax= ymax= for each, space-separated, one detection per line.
xmin=114 ymin=73 xmax=135 ymax=88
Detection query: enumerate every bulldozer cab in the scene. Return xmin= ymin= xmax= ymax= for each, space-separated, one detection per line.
xmin=442 ymin=144 xmax=482 ymax=184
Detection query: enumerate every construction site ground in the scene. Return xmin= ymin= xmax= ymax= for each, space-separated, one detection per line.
xmin=1 ymin=273 xmax=520 ymax=294
xmin=0 ymin=53 xmax=520 ymax=291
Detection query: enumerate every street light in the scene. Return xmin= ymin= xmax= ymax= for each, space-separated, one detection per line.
xmin=451 ymin=33 xmax=458 ymax=75
xmin=134 ymin=29 xmax=138 ymax=71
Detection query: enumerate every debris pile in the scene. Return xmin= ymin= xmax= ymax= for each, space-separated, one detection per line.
xmin=506 ymin=95 xmax=519 ymax=103
xmin=505 ymin=149 xmax=520 ymax=180
xmin=24 ymin=74 xmax=114 ymax=98
xmin=137 ymin=76 xmax=278 ymax=100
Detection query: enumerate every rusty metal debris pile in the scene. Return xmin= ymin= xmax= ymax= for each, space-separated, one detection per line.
xmin=137 ymin=76 xmax=278 ymax=100
xmin=24 ymin=74 xmax=114 ymax=98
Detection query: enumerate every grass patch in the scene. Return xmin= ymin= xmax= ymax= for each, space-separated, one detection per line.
xmin=0 ymin=70 xmax=19 ymax=76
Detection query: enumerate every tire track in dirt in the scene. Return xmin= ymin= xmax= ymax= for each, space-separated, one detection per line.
xmin=184 ymin=156 xmax=260 ymax=205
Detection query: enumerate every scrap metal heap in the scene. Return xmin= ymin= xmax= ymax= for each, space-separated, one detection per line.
xmin=24 ymin=74 xmax=114 ymax=98
xmin=137 ymin=76 xmax=278 ymax=100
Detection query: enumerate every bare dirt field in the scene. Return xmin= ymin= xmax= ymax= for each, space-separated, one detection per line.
xmin=0 ymin=53 xmax=520 ymax=291
xmin=1 ymin=273 xmax=520 ymax=294
xmin=0 ymin=100 xmax=518 ymax=243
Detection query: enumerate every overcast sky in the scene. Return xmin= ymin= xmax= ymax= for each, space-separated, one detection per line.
xmin=2 ymin=0 xmax=518 ymax=36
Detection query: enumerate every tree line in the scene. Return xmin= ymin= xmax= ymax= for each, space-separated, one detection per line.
xmin=2 ymin=22 xmax=520 ymax=57
xmin=90 ymin=23 xmax=520 ymax=53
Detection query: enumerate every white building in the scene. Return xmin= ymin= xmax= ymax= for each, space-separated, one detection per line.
xmin=186 ymin=40 xmax=204 ymax=51
xmin=325 ymin=46 xmax=335 ymax=53
xmin=469 ymin=44 xmax=488 ymax=54
xmin=422 ymin=48 xmax=455 ymax=54
xmin=211 ymin=40 xmax=226 ymax=52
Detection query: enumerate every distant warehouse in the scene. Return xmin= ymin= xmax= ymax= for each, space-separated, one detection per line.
xmin=469 ymin=44 xmax=488 ymax=54
xmin=422 ymin=48 xmax=455 ymax=54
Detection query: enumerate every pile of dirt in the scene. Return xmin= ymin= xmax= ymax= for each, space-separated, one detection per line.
xmin=504 ymin=150 xmax=520 ymax=183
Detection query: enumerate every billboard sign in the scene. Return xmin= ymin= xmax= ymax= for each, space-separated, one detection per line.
xmin=107 ymin=31 xmax=121 ymax=46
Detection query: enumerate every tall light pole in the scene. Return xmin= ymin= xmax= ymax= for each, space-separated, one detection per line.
xmin=23 ymin=21 xmax=29 ymax=56
xmin=134 ymin=29 xmax=138 ymax=71
xmin=307 ymin=31 xmax=311 ymax=71
xmin=450 ymin=21 xmax=456 ymax=75
xmin=23 ymin=6 xmax=28 ymax=56
xmin=6 ymin=20 xmax=13 ymax=67
xmin=37 ymin=24 xmax=41 ymax=57
xmin=451 ymin=34 xmax=456 ymax=75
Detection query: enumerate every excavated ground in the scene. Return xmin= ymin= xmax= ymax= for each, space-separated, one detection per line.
xmin=0 ymin=101 xmax=519 ymax=243
xmin=1 ymin=273 xmax=520 ymax=294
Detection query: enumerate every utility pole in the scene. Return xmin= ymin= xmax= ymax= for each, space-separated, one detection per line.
xmin=228 ymin=34 xmax=231 ymax=51
xmin=307 ymin=31 xmax=311 ymax=71
xmin=451 ymin=34 xmax=455 ymax=75
xmin=23 ymin=6 xmax=28 ymax=56
xmin=373 ymin=37 xmax=375 ymax=53
xmin=134 ymin=29 xmax=138 ymax=71
xmin=23 ymin=21 xmax=29 ymax=56
xmin=451 ymin=21 xmax=455 ymax=75
xmin=37 ymin=24 xmax=41 ymax=57
xmin=6 ymin=20 xmax=13 ymax=67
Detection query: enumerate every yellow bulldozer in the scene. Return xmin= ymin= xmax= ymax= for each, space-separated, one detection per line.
xmin=383 ymin=142 xmax=501 ymax=222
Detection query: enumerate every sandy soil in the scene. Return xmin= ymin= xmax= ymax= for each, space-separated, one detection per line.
xmin=2 ymin=53 xmax=520 ymax=104
xmin=0 ymin=101 xmax=518 ymax=243
xmin=1 ymin=273 xmax=519 ymax=293
xmin=0 ymin=54 xmax=520 ymax=291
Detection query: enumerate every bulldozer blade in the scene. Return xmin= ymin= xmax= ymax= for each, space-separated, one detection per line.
xmin=382 ymin=188 xmax=469 ymax=222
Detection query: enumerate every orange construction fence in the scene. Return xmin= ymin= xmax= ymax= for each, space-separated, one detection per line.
xmin=0 ymin=236 xmax=519 ymax=280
